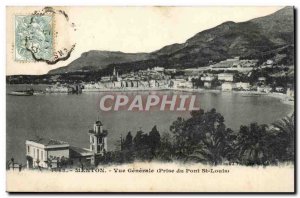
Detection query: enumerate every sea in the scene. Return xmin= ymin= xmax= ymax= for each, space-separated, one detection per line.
xmin=6 ymin=84 xmax=294 ymax=164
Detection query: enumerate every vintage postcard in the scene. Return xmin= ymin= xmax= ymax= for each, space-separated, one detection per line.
xmin=6 ymin=6 xmax=295 ymax=192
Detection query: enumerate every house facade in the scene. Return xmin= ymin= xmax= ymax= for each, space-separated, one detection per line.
xmin=26 ymin=119 xmax=109 ymax=169
xmin=26 ymin=139 xmax=70 ymax=168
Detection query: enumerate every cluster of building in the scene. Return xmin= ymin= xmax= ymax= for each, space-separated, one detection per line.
xmin=25 ymin=119 xmax=108 ymax=169
xmin=82 ymin=67 xmax=175 ymax=90
xmin=200 ymin=73 xmax=250 ymax=91
xmin=45 ymin=84 xmax=82 ymax=93
xmin=79 ymin=66 xmax=293 ymax=97
xmin=42 ymin=56 xmax=294 ymax=99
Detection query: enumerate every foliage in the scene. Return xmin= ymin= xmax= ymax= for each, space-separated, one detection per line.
xmin=170 ymin=109 xmax=236 ymax=164
xmin=269 ymin=114 xmax=294 ymax=162
xmin=107 ymin=109 xmax=294 ymax=166
xmin=235 ymin=123 xmax=270 ymax=165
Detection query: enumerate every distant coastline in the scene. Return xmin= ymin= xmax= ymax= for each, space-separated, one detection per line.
xmin=80 ymin=87 xmax=294 ymax=106
xmin=7 ymin=83 xmax=294 ymax=107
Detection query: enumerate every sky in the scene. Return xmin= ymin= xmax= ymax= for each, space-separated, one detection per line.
xmin=6 ymin=6 xmax=284 ymax=75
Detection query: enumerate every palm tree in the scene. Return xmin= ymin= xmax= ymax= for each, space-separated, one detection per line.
xmin=188 ymin=126 xmax=236 ymax=165
xmin=271 ymin=114 xmax=294 ymax=161
xmin=236 ymin=123 xmax=269 ymax=165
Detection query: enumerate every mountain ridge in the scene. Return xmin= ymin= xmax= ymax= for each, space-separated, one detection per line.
xmin=49 ymin=6 xmax=294 ymax=74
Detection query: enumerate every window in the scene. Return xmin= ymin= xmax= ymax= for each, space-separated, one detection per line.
xmin=33 ymin=148 xmax=35 ymax=158
xmin=27 ymin=146 xmax=30 ymax=154
xmin=37 ymin=149 xmax=39 ymax=160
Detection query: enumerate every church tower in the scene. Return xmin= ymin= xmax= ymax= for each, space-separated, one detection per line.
xmin=88 ymin=120 xmax=108 ymax=155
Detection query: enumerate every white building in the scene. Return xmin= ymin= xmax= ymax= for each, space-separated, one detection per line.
xmin=101 ymin=76 xmax=111 ymax=82
xmin=222 ymin=82 xmax=236 ymax=91
xmin=201 ymin=76 xmax=216 ymax=82
xmin=149 ymin=80 xmax=156 ymax=88
xmin=258 ymin=77 xmax=266 ymax=84
xmin=114 ymin=81 xmax=122 ymax=88
xmin=257 ymin=86 xmax=272 ymax=93
xmin=46 ymin=85 xmax=71 ymax=93
xmin=165 ymin=69 xmax=177 ymax=73
xmin=170 ymin=79 xmax=193 ymax=88
xmin=204 ymin=81 xmax=212 ymax=88
xmin=201 ymin=75 xmax=216 ymax=88
xmin=153 ymin=67 xmax=165 ymax=72
xmin=188 ymin=76 xmax=199 ymax=82
xmin=218 ymin=73 xmax=234 ymax=82
xmin=275 ymin=87 xmax=285 ymax=92
xmin=235 ymin=82 xmax=250 ymax=90
xmin=26 ymin=138 xmax=70 ymax=169
xmin=25 ymin=119 xmax=109 ymax=169
xmin=156 ymin=80 xmax=169 ymax=88
xmin=178 ymin=81 xmax=193 ymax=88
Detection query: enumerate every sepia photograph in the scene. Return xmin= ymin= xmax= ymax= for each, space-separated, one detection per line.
xmin=4 ymin=4 xmax=296 ymax=193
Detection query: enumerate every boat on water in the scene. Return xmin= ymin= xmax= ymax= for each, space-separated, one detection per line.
xmin=8 ymin=89 xmax=34 ymax=96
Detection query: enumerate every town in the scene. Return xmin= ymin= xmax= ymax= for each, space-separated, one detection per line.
xmin=7 ymin=56 xmax=295 ymax=103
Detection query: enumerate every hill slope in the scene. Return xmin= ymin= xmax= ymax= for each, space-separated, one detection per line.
xmin=49 ymin=51 xmax=151 ymax=74
xmin=49 ymin=6 xmax=294 ymax=74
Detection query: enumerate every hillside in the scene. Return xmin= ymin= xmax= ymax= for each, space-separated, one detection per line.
xmin=49 ymin=51 xmax=151 ymax=74
xmin=49 ymin=6 xmax=294 ymax=74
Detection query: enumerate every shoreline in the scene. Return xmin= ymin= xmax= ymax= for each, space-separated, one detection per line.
xmin=81 ymin=87 xmax=295 ymax=106
xmin=81 ymin=87 xmax=221 ymax=93
xmin=7 ymin=84 xmax=295 ymax=107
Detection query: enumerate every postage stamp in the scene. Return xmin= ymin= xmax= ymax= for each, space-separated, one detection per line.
xmin=14 ymin=15 xmax=53 ymax=61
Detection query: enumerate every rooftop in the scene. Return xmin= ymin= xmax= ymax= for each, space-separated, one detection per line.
xmin=28 ymin=137 xmax=69 ymax=146
xmin=69 ymin=146 xmax=93 ymax=157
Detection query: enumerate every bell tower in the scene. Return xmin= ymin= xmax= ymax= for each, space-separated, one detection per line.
xmin=88 ymin=119 xmax=108 ymax=155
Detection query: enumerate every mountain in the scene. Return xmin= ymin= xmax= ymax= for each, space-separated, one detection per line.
xmin=49 ymin=6 xmax=294 ymax=74
xmin=49 ymin=51 xmax=151 ymax=74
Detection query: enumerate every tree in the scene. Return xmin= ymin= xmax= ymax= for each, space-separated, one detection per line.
xmin=236 ymin=123 xmax=269 ymax=165
xmin=157 ymin=132 xmax=174 ymax=161
xmin=234 ymin=72 xmax=248 ymax=83
xmin=192 ymin=77 xmax=204 ymax=88
xmin=211 ymin=78 xmax=220 ymax=88
xmin=170 ymin=108 xmax=235 ymax=164
xmin=148 ymin=125 xmax=161 ymax=154
xmin=133 ymin=130 xmax=149 ymax=150
xmin=187 ymin=109 xmax=236 ymax=165
xmin=170 ymin=117 xmax=188 ymax=159
xmin=123 ymin=132 xmax=133 ymax=150
xmin=269 ymin=114 xmax=294 ymax=162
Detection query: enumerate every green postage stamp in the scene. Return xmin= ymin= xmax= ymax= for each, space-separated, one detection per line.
xmin=15 ymin=15 xmax=53 ymax=61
